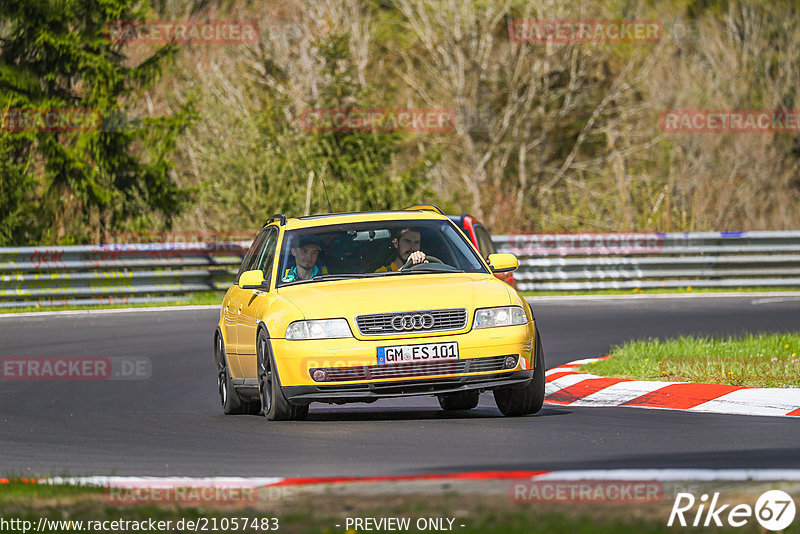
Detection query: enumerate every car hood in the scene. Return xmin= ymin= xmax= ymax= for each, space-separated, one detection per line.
xmin=276 ymin=273 xmax=512 ymax=319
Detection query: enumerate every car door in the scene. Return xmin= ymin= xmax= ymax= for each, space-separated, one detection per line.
xmin=234 ymin=226 xmax=279 ymax=379
xmin=222 ymin=231 xmax=260 ymax=360
xmin=225 ymin=227 xmax=271 ymax=373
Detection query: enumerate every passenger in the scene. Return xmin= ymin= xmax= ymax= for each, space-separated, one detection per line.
xmin=376 ymin=227 xmax=428 ymax=272
xmin=282 ymin=236 xmax=326 ymax=282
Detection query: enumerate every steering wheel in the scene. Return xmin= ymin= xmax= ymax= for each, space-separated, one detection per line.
xmin=399 ymin=255 xmax=444 ymax=271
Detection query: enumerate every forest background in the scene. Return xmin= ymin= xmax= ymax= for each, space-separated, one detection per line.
xmin=1 ymin=0 xmax=799 ymax=246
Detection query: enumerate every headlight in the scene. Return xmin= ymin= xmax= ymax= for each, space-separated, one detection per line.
xmin=473 ymin=306 xmax=527 ymax=329
xmin=285 ymin=319 xmax=352 ymax=340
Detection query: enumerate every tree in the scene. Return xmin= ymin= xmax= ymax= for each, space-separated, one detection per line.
xmin=0 ymin=0 xmax=191 ymax=245
xmin=174 ymin=0 xmax=431 ymax=232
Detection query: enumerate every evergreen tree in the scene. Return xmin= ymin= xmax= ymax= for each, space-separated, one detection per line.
xmin=0 ymin=0 xmax=191 ymax=245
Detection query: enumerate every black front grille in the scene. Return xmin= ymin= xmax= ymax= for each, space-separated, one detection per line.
xmin=310 ymin=354 xmax=515 ymax=382
xmin=369 ymin=360 xmax=466 ymax=380
xmin=355 ymin=308 xmax=468 ymax=335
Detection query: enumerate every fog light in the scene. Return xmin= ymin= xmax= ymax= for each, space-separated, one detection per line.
xmin=503 ymin=356 xmax=518 ymax=369
xmin=311 ymin=369 xmax=328 ymax=382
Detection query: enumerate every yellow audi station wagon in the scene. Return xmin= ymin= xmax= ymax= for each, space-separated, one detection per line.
xmin=213 ymin=206 xmax=545 ymax=420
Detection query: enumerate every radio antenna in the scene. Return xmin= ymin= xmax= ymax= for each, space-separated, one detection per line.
xmin=321 ymin=178 xmax=333 ymax=213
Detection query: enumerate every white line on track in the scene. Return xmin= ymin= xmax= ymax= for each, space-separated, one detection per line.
xmin=545 ymin=374 xmax=601 ymax=395
xmin=532 ymin=469 xmax=800 ymax=481
xmin=689 ymin=389 xmax=800 ymax=417
xmin=573 ymin=380 xmax=674 ymax=406
xmin=46 ymin=476 xmax=283 ymax=487
xmin=41 ymin=470 xmax=800 ymax=486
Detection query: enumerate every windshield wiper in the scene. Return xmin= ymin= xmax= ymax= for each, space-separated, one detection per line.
xmin=385 ymin=268 xmax=465 ymax=274
xmin=279 ymin=274 xmax=366 ymax=286
xmin=308 ymin=273 xmax=374 ymax=281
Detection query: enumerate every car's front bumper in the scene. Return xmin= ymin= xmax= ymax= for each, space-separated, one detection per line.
xmin=283 ymin=368 xmax=534 ymax=404
xmin=269 ymin=322 xmax=536 ymax=400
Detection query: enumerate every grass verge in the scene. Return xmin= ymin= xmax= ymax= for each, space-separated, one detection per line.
xmin=580 ymin=332 xmax=800 ymax=388
xmin=0 ymin=480 xmax=783 ymax=534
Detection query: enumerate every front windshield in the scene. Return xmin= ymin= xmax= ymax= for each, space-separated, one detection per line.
xmin=277 ymin=219 xmax=489 ymax=286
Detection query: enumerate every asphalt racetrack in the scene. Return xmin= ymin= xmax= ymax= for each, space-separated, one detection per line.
xmin=1 ymin=294 xmax=798 ymax=478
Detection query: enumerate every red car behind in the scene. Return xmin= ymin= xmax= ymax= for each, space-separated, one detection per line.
xmin=448 ymin=213 xmax=517 ymax=289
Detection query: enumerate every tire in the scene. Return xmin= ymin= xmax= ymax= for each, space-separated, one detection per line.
xmin=257 ymin=328 xmax=309 ymax=421
xmin=437 ymin=390 xmax=480 ymax=411
xmin=215 ymin=333 xmax=260 ymax=415
xmin=493 ymin=326 xmax=546 ymax=416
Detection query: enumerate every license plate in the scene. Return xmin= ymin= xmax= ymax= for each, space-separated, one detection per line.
xmin=376 ymin=342 xmax=459 ymax=364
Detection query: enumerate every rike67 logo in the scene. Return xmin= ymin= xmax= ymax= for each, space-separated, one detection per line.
xmin=668 ymin=490 xmax=796 ymax=530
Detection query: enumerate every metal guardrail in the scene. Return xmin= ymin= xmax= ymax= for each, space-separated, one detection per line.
xmin=494 ymin=231 xmax=800 ymax=291
xmin=0 ymin=242 xmax=248 ymax=308
xmin=1 ymin=230 xmax=800 ymax=307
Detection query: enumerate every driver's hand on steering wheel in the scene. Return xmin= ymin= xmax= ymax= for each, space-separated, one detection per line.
xmin=408 ymin=251 xmax=427 ymax=265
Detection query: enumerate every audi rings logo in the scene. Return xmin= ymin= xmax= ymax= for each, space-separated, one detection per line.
xmin=391 ymin=313 xmax=435 ymax=331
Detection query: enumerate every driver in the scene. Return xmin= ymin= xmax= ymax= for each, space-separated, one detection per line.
xmin=375 ymin=227 xmax=428 ymax=272
xmin=282 ymin=236 xmax=327 ymax=282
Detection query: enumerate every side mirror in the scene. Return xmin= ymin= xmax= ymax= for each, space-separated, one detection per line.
xmin=487 ymin=253 xmax=518 ymax=273
xmin=239 ymin=269 xmax=267 ymax=290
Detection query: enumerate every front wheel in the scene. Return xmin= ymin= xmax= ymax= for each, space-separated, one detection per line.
xmin=257 ymin=329 xmax=308 ymax=421
xmin=215 ymin=333 xmax=259 ymax=415
xmin=493 ymin=326 xmax=546 ymax=416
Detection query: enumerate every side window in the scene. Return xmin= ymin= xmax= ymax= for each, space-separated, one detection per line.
xmin=236 ymin=227 xmax=269 ymax=283
xmin=474 ymin=225 xmax=496 ymax=259
xmin=254 ymin=228 xmax=278 ymax=286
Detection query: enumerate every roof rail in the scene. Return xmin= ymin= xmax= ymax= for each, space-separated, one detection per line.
xmin=403 ymin=204 xmax=444 ymax=215
xmin=264 ymin=214 xmax=287 ymax=226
